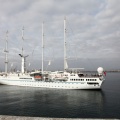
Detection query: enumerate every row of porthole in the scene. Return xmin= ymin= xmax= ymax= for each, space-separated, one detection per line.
xmin=22 ymin=81 xmax=80 ymax=84
xmin=70 ymin=79 xmax=84 ymax=81
xmin=70 ymin=79 xmax=97 ymax=81
xmin=86 ymin=79 xmax=97 ymax=81
xmin=21 ymin=84 xmax=80 ymax=88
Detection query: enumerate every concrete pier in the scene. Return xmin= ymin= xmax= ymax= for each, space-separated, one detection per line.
xmin=0 ymin=115 xmax=118 ymax=120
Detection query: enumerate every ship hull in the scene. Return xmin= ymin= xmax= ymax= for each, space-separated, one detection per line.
xmin=0 ymin=79 xmax=103 ymax=89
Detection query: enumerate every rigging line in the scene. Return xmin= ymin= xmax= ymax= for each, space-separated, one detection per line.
xmin=66 ymin=43 xmax=78 ymax=61
xmin=67 ymin=20 xmax=80 ymax=45
xmin=28 ymin=44 xmax=39 ymax=67
xmin=66 ymin=19 xmax=79 ymax=61
xmin=67 ymin=20 xmax=73 ymax=33
xmin=67 ymin=19 xmax=77 ymax=41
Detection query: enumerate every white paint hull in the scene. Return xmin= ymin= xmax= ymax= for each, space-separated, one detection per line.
xmin=0 ymin=78 xmax=103 ymax=89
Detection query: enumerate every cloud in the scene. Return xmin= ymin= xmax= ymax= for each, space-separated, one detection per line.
xmin=0 ymin=0 xmax=120 ymax=71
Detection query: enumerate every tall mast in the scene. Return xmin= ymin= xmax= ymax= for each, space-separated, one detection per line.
xmin=22 ymin=26 xmax=24 ymax=56
xmin=42 ymin=22 xmax=44 ymax=74
xmin=4 ymin=31 xmax=9 ymax=74
xmin=21 ymin=26 xmax=24 ymax=74
xmin=64 ymin=17 xmax=68 ymax=71
xmin=19 ymin=26 xmax=28 ymax=74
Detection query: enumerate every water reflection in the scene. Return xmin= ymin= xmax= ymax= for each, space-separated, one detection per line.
xmin=0 ymin=85 xmax=105 ymax=118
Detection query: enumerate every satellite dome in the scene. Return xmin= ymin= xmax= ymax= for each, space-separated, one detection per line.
xmin=97 ymin=67 xmax=104 ymax=75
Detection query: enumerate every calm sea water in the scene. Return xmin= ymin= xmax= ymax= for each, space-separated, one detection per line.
xmin=0 ymin=72 xmax=120 ymax=118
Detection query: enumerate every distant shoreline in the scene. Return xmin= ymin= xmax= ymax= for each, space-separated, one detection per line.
xmin=105 ymin=71 xmax=120 ymax=72
xmin=83 ymin=70 xmax=120 ymax=73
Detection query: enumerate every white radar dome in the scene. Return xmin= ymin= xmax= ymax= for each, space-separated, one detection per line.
xmin=97 ymin=67 xmax=104 ymax=75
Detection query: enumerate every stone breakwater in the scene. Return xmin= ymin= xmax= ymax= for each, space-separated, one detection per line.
xmin=0 ymin=116 xmax=118 ymax=120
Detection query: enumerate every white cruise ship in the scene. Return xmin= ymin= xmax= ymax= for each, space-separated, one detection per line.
xmin=0 ymin=20 xmax=105 ymax=89
xmin=0 ymin=67 xmax=105 ymax=89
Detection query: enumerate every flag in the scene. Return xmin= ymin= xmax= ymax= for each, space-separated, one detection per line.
xmin=104 ymin=71 xmax=106 ymax=76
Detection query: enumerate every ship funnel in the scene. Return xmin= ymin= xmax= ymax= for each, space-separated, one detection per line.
xmin=97 ymin=67 xmax=104 ymax=75
xmin=19 ymin=54 xmax=29 ymax=74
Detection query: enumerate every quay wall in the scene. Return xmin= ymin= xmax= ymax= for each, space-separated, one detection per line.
xmin=0 ymin=115 xmax=117 ymax=120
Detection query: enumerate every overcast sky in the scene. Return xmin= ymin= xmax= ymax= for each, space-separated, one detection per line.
xmin=0 ymin=0 xmax=120 ymax=71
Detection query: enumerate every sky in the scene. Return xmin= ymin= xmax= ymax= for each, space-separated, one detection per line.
xmin=0 ymin=0 xmax=120 ymax=72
